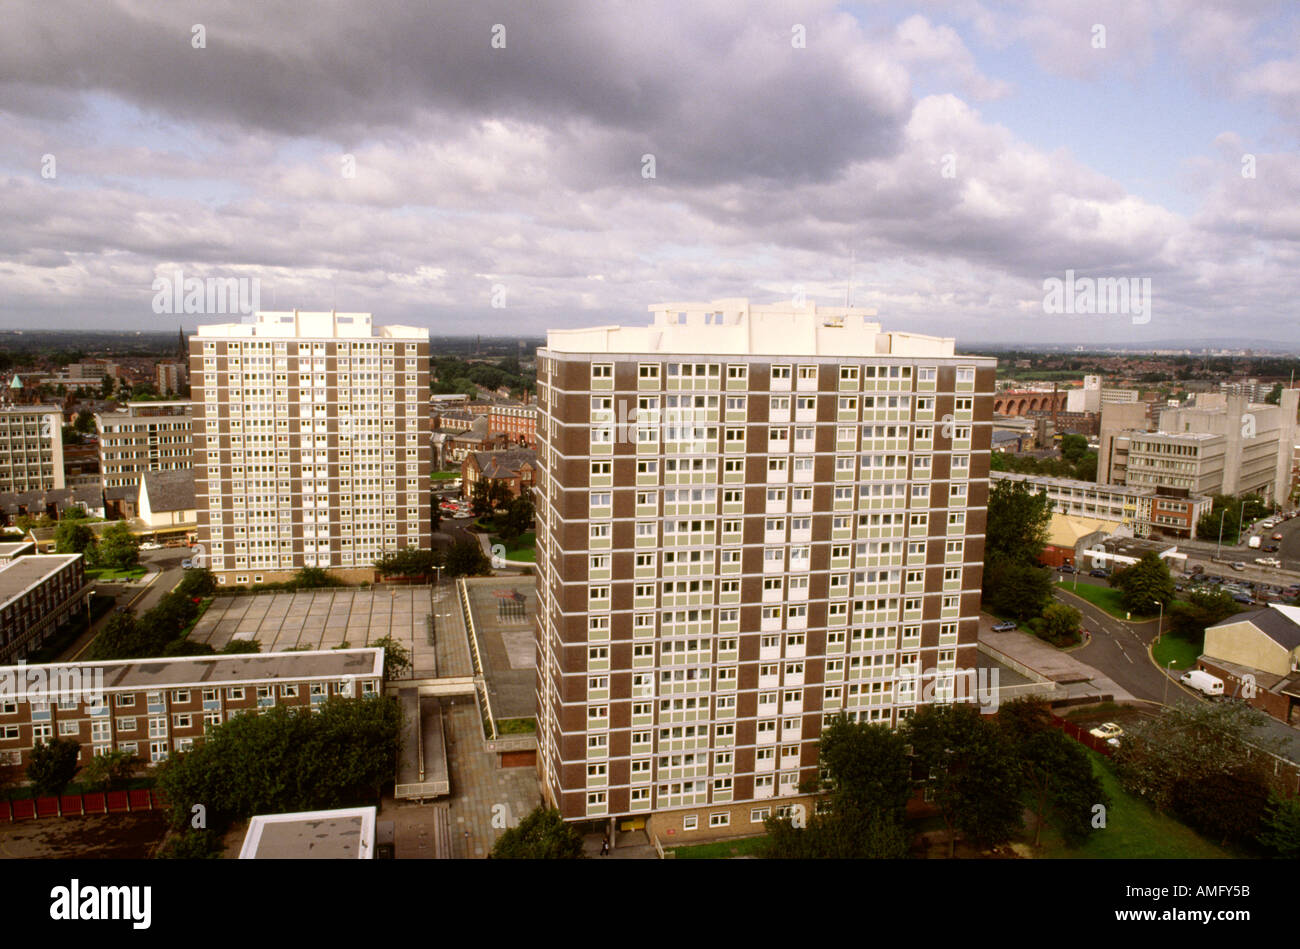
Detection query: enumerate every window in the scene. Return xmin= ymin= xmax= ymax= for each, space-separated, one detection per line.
xmin=709 ymin=813 xmax=730 ymax=827
xmin=683 ymin=815 xmax=699 ymax=831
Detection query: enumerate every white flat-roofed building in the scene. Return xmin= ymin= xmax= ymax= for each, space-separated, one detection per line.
xmin=239 ymin=805 xmax=377 ymax=859
xmin=191 ymin=311 xmax=431 ymax=585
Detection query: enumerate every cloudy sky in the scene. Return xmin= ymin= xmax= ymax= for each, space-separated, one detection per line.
xmin=1 ymin=0 xmax=1297 ymax=345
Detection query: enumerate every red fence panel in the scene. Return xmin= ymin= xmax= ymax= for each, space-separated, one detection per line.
xmin=34 ymin=796 xmax=60 ymax=818
xmin=11 ymin=799 xmax=35 ymax=820
xmin=127 ymin=789 xmax=152 ymax=811
xmin=105 ymin=790 xmax=130 ymax=813
xmin=83 ymin=792 xmax=106 ymax=815
xmin=60 ymin=795 xmax=83 ymax=816
xmin=0 ymin=800 xmax=11 ymax=822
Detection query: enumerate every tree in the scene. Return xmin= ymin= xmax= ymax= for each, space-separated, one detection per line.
xmin=983 ymin=480 xmax=1054 ymax=619
xmin=983 ymin=559 xmax=1054 ymax=622
xmin=906 ymin=703 xmax=1025 ymax=856
xmin=374 ymin=548 xmax=441 ymax=579
xmin=97 ymin=521 xmax=140 ymax=570
xmin=1060 ymin=434 xmax=1089 ymax=464
xmin=470 ymin=480 xmax=495 ymax=520
xmin=1110 ymin=552 xmax=1175 ymax=615
xmin=371 ymin=636 xmax=412 ymax=680
xmin=444 ymin=539 xmax=492 ymax=577
xmin=54 ymin=518 xmax=95 ymax=556
xmin=289 ymin=567 xmax=342 ymax=589
xmin=74 ymin=411 xmax=95 ymax=435
xmin=763 ymin=716 xmax=913 ymax=859
xmin=1073 ymin=451 xmax=1098 ymax=482
xmin=1172 ymin=768 xmax=1270 ymax=847
xmin=490 ymin=805 xmax=585 ymax=859
xmin=27 ymin=737 xmax=82 ymax=797
xmin=1169 ymin=588 xmax=1240 ymax=644
xmin=1257 ymin=791 xmax=1300 ymax=858
xmin=999 ymin=698 xmax=1107 ymax=848
xmin=79 ymin=749 xmax=137 ymax=791
xmin=985 ymin=480 xmax=1053 ymax=564
xmin=1112 ymin=701 xmax=1279 ymax=816
xmin=500 ymin=494 xmax=534 ymax=544
xmin=87 ymin=612 xmax=142 ymax=661
xmin=158 ymin=695 xmax=401 ymax=833
xmin=1034 ymin=602 xmax=1082 ymax=647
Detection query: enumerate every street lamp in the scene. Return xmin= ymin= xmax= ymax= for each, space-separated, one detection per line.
xmin=1216 ymin=509 xmax=1227 ymax=560
xmin=1153 ymin=598 xmax=1164 ymax=643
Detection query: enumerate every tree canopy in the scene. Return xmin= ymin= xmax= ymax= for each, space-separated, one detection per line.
xmin=490 ymin=805 xmax=585 ymax=859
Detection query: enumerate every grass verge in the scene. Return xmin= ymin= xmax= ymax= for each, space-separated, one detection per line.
xmin=669 ymin=835 xmax=768 ymax=859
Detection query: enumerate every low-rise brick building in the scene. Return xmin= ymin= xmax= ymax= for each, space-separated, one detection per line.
xmin=0 ymin=648 xmax=384 ymax=775
xmin=0 ymin=553 xmax=90 ymax=664
xmin=462 ymin=448 xmax=537 ymax=502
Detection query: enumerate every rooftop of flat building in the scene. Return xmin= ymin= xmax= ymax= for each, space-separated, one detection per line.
xmin=543 ymin=299 xmax=970 ymax=358
xmin=239 ymin=806 xmax=376 ymax=859
xmin=0 ymin=648 xmax=384 ymax=699
xmin=0 ymin=553 xmax=82 ymax=609
xmin=195 ymin=311 xmax=427 ymax=340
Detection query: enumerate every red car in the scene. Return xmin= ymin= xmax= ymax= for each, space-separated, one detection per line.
xmin=1273 ymin=533 xmax=1284 ymax=541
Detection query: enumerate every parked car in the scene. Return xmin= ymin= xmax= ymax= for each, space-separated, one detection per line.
xmin=1231 ymin=562 xmax=1246 ymax=571
xmin=181 ymin=559 xmax=193 ymax=569
xmin=1088 ymin=722 xmax=1123 ymax=741
xmin=1089 ymin=568 xmax=1109 ymax=578
xmin=139 ymin=541 xmax=162 ymax=551
xmin=1273 ymin=533 xmax=1284 ymax=541
xmin=1180 ymin=669 xmax=1225 ymax=696
xmin=1058 ymin=563 xmax=1076 ymax=573
xmin=1263 ymin=544 xmax=1280 ymax=552
xmin=991 ymin=621 xmax=1018 ymax=632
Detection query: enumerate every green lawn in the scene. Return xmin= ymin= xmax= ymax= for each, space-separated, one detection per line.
xmin=492 ymin=531 xmax=536 ymax=562
xmin=1034 ymin=752 xmax=1230 ymax=859
xmin=669 ymin=834 xmax=768 ymax=859
xmin=1056 ymin=581 xmax=1162 ymax=620
xmin=1152 ymin=634 xmax=1201 ymax=670
xmin=497 ymin=717 xmax=536 ymax=734
xmin=430 ymin=471 xmax=460 ymax=481
xmin=86 ymin=565 xmax=147 ymax=582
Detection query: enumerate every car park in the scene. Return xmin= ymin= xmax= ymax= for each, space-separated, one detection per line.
xmin=991 ymin=621 xmax=1018 ymax=632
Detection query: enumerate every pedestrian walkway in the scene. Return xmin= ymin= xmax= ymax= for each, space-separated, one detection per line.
xmin=441 ymin=702 xmax=541 ymax=858
xmin=981 ymin=624 xmax=1135 ymax=702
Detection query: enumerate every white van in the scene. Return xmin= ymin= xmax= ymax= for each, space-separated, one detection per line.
xmin=1248 ymin=536 xmax=1262 ymax=549
xmin=1180 ymin=669 xmax=1224 ymax=697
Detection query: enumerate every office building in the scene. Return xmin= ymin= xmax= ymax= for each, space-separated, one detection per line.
xmin=0 ymin=405 xmax=64 ymax=493
xmin=532 ymin=299 xmax=994 ymax=837
xmin=1103 ymin=391 xmax=1300 ymax=504
xmin=96 ymin=401 xmax=194 ymax=490
xmin=191 ymin=311 xmax=431 ymax=585
xmin=991 ymin=470 xmax=1210 ymax=539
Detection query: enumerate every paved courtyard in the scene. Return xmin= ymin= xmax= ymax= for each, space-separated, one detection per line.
xmin=189 ymin=586 xmax=456 ymax=676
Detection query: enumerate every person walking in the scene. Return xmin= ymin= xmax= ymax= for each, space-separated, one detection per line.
xmin=600 ymin=833 xmax=610 ymax=856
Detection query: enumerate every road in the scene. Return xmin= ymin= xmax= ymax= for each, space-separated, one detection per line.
xmin=62 ymin=547 xmax=189 ymax=661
